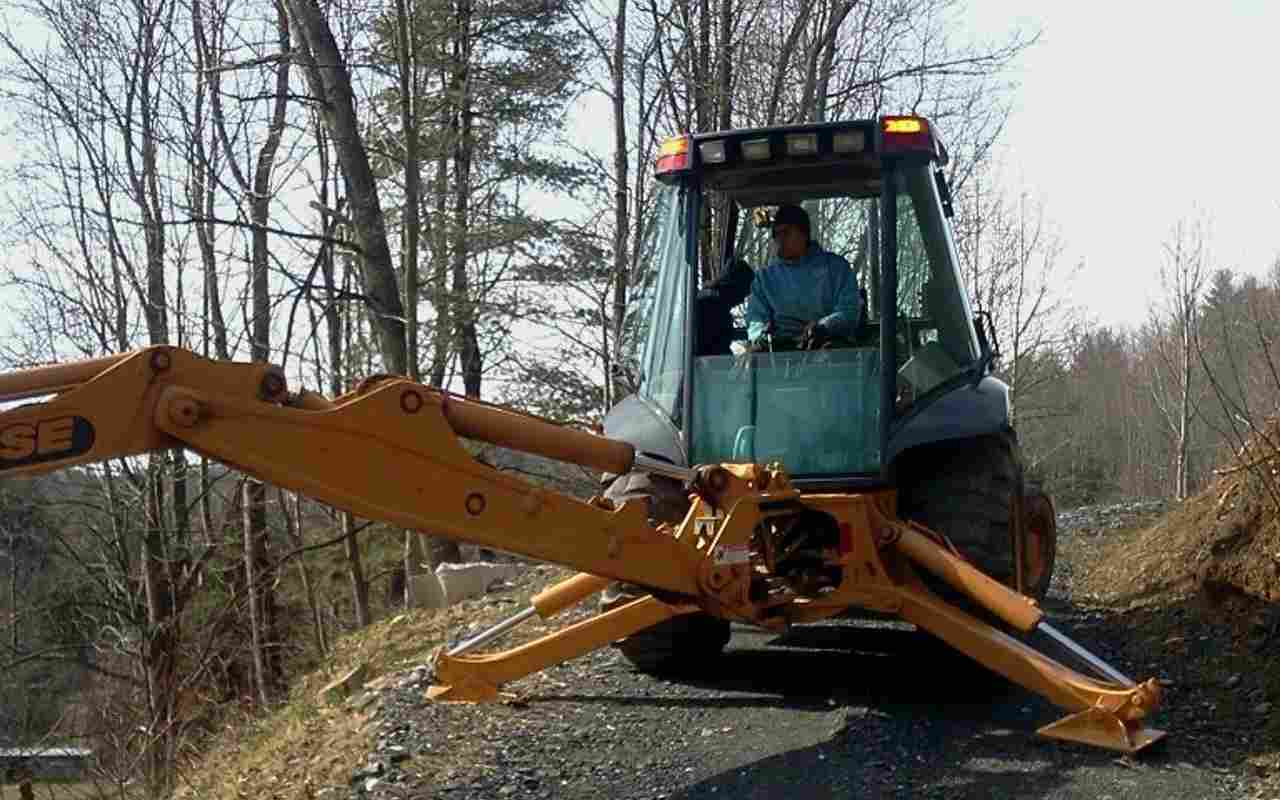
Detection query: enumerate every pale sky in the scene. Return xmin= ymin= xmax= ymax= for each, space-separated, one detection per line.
xmin=967 ymin=1 xmax=1280 ymax=329
xmin=3 ymin=2 xmax=1275 ymax=343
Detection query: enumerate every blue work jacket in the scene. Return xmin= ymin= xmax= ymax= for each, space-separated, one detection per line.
xmin=745 ymin=243 xmax=861 ymax=342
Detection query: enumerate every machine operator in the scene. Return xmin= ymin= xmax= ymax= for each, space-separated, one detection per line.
xmin=744 ymin=204 xmax=861 ymax=351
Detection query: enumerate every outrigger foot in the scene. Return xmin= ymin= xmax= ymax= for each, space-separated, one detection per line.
xmin=1038 ymin=698 xmax=1167 ymax=754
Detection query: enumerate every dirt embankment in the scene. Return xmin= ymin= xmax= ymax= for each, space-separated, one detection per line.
xmin=1059 ymin=423 xmax=1280 ymax=796
xmin=1074 ymin=426 xmax=1280 ymax=609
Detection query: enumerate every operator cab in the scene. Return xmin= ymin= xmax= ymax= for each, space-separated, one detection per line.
xmin=620 ymin=117 xmax=991 ymax=484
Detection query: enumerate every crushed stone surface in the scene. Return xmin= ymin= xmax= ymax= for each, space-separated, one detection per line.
xmin=330 ymin=496 xmax=1277 ymax=799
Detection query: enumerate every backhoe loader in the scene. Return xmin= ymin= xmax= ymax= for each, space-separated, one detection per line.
xmin=0 ymin=116 xmax=1164 ymax=754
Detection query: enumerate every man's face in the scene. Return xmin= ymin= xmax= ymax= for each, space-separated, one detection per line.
xmin=773 ymin=223 xmax=808 ymax=260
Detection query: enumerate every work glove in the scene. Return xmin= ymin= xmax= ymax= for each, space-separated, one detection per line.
xmin=799 ymin=320 xmax=829 ymax=351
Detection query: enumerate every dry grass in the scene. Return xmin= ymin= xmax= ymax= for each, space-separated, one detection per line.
xmin=0 ymin=783 xmax=101 ymax=799
xmin=173 ymin=563 xmax=572 ymax=800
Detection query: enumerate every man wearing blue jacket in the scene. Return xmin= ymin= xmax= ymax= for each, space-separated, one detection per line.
xmin=745 ymin=204 xmax=862 ymax=350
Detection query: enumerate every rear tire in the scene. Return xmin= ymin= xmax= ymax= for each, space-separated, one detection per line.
xmin=600 ymin=472 xmax=731 ymax=673
xmin=896 ymin=431 xmax=1055 ymax=600
xmin=895 ymin=433 xmax=1058 ymax=683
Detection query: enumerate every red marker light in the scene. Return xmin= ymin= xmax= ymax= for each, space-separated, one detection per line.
xmin=655 ymin=135 xmax=691 ymax=174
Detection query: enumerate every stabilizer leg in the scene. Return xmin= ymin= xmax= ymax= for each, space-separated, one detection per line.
xmin=895 ymin=582 xmax=1165 ymax=753
xmin=428 ymin=594 xmax=696 ymax=701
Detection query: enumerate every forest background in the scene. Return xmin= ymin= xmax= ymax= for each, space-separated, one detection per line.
xmin=0 ymin=0 xmax=1276 ymax=796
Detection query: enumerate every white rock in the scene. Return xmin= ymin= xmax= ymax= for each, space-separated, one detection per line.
xmin=409 ymin=562 xmax=526 ymax=610
xmin=408 ymin=572 xmax=447 ymax=610
xmin=436 ymin=562 xmax=526 ymax=605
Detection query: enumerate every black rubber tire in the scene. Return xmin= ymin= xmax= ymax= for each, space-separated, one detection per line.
xmin=895 ymin=431 xmax=1025 ymax=593
xmin=895 ymin=432 xmax=1021 ymax=685
xmin=600 ymin=471 xmax=732 ymax=673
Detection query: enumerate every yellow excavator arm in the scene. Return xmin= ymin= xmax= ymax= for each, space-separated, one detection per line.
xmin=0 ymin=347 xmax=1165 ymax=754
xmin=0 ymin=347 xmax=700 ymax=594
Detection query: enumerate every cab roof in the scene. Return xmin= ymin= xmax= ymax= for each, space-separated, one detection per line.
xmin=657 ymin=117 xmax=948 ymax=206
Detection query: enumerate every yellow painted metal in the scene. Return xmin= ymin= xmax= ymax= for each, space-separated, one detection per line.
xmin=1037 ymin=706 xmax=1166 ymax=752
xmin=0 ymin=347 xmax=1171 ymax=753
xmin=0 ymin=347 xmax=703 ymax=597
xmin=441 ymin=393 xmax=635 ymax=476
xmin=427 ymin=596 xmax=694 ymax=701
xmin=0 ymin=348 xmax=279 ymax=473
xmin=532 ymin=573 xmax=611 ymax=618
xmin=153 ymin=382 xmax=704 ymax=595
xmin=420 ymin=484 xmax=1164 ymax=752
xmin=0 ymin=352 xmax=131 ymax=403
xmin=893 ymin=581 xmax=1163 ymax=752
xmin=891 ymin=522 xmax=1044 ymax=633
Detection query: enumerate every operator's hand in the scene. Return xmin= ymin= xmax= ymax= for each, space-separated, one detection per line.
xmin=733 ymin=338 xmax=768 ymax=373
xmin=799 ymin=320 xmax=829 ymax=351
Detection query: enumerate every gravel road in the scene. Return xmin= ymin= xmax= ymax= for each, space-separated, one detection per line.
xmin=345 ymin=504 xmax=1259 ymax=800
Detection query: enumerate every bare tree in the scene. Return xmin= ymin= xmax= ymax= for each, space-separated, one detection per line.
xmin=1147 ymin=216 xmax=1212 ymax=500
xmin=955 ymin=177 xmax=1077 ymax=428
xmin=285 ymin=0 xmax=407 ymax=375
xmin=530 ymin=0 xmax=1036 ymax=427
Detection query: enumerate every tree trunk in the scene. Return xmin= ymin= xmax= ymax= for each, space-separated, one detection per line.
xmin=429 ymin=155 xmax=451 ymax=388
xmin=396 ymin=0 xmax=432 ymax=596
xmin=237 ymin=3 xmax=292 ymax=703
xmin=766 ymin=1 xmax=814 ymax=124
xmin=715 ymin=0 xmax=733 ymax=129
xmin=1177 ymin=316 xmax=1192 ymax=500
xmin=450 ymin=0 xmax=481 ymax=401
xmin=607 ymin=0 xmax=629 ymax=412
xmin=695 ymin=0 xmax=711 ymax=132
xmin=282 ymin=490 xmax=327 ymax=656
xmin=344 ymin=511 xmax=371 ymax=628
xmin=242 ymin=480 xmax=271 ymax=706
xmin=189 ymin=0 xmax=230 ymax=363
xmin=286 ymin=0 xmax=407 ymax=375
xmin=808 ymin=1 xmax=853 ymax=123
xmin=398 ymin=0 xmax=422 ymax=380
xmin=141 ymin=469 xmax=176 ymax=798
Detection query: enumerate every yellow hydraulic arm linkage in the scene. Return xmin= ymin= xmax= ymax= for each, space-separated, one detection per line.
xmin=0 ymin=347 xmax=1164 ymax=753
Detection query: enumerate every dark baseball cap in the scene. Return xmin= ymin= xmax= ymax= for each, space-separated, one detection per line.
xmin=771 ymin=204 xmax=810 ymax=233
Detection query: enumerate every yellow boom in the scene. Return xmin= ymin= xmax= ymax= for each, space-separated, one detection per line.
xmin=0 ymin=347 xmax=1164 ymax=753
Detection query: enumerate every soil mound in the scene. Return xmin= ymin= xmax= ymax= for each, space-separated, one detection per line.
xmin=1077 ymin=420 xmax=1280 ymax=609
